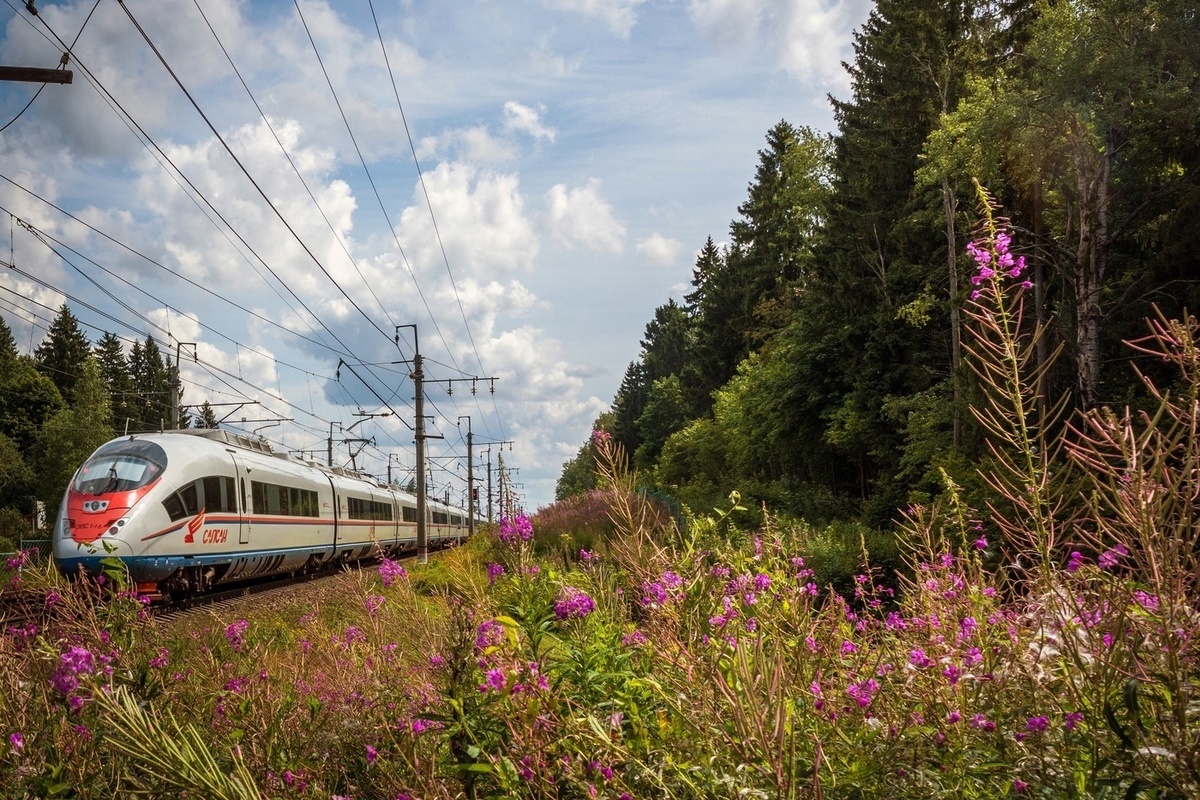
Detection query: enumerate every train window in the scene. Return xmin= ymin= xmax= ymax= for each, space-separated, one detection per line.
xmin=289 ymin=487 xmax=319 ymax=517
xmin=401 ymin=505 xmax=417 ymax=523
xmin=451 ymin=515 xmax=462 ymax=525
xmin=162 ymin=479 xmax=202 ymax=522
xmin=74 ymin=439 xmax=167 ymax=495
xmin=432 ymin=511 xmax=448 ymax=524
xmin=251 ymin=480 xmax=318 ymax=517
xmin=347 ymin=497 xmax=393 ymax=521
xmin=200 ymin=476 xmax=237 ymax=513
xmin=162 ymin=492 xmax=185 ymax=522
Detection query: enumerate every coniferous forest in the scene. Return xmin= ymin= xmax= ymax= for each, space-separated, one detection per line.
xmin=556 ymin=0 xmax=1200 ymax=531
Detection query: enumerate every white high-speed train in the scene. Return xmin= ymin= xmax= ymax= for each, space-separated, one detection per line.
xmin=53 ymin=428 xmax=470 ymax=598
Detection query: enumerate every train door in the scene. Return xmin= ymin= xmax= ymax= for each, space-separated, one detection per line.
xmin=228 ymin=451 xmax=250 ymax=545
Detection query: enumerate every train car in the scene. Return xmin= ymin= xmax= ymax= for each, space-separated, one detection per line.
xmin=52 ymin=428 xmax=471 ymax=598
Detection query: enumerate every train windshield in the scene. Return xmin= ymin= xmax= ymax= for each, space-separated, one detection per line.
xmin=73 ymin=439 xmax=168 ymax=495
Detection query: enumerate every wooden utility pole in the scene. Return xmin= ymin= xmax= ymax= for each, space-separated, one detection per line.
xmin=0 ymin=67 xmax=71 ymax=84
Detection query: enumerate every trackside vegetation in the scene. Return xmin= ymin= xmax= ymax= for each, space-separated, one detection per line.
xmin=2 ymin=203 xmax=1199 ymax=797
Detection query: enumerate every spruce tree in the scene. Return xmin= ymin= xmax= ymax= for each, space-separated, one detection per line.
xmin=34 ymin=304 xmax=91 ymax=406
xmin=93 ymin=332 xmax=139 ymax=436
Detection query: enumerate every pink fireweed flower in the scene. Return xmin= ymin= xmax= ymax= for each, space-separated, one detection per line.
xmin=640 ymin=581 xmax=668 ymax=607
xmin=1067 ymin=550 xmax=1087 ymax=572
xmin=9 ymin=732 xmax=23 ymax=751
xmin=486 ymin=562 xmax=506 ymax=585
xmin=480 ymin=668 xmax=506 ymax=692
xmin=846 ymin=678 xmax=879 ymax=708
xmin=1098 ymin=544 xmax=1129 ymax=569
xmin=475 ymin=620 xmax=505 ymax=651
xmin=1026 ymin=716 xmax=1049 ymax=732
xmin=149 ymin=648 xmax=169 ymax=669
xmin=579 ymin=549 xmax=597 ymax=565
xmin=841 ymin=640 xmax=857 ymax=656
xmin=554 ymin=586 xmax=596 ymax=620
xmin=497 ymin=514 xmax=534 ymax=544
xmin=379 ymin=558 xmax=408 ymax=588
xmin=364 ymin=595 xmax=385 ymax=616
xmin=971 ymin=713 xmax=996 ymax=732
xmin=973 ymin=535 xmax=988 ymax=550
xmin=622 ymin=629 xmax=648 ymax=647
xmin=1065 ymin=711 xmax=1084 ymax=731
xmin=909 ymin=648 xmax=933 ymax=669
xmin=968 ymin=212 xmax=1030 ymax=299
xmin=365 ymin=745 xmax=377 ymax=763
xmin=591 ymin=429 xmax=611 ymax=446
xmin=1133 ymin=591 xmax=1160 ymax=612
xmin=225 ymin=620 xmax=249 ymax=651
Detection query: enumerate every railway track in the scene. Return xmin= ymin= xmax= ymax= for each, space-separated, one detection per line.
xmin=2 ymin=548 xmax=438 ymax=631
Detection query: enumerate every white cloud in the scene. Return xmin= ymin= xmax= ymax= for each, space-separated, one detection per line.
xmin=543 ymin=0 xmax=648 ymax=37
xmin=503 ymin=101 xmax=557 ymax=143
xmin=688 ymin=0 xmax=870 ymax=87
xmin=397 ymin=161 xmax=539 ymax=277
xmin=636 ymin=233 xmax=683 ymax=265
xmin=542 ymin=179 xmax=625 ymax=253
xmin=416 ymin=126 xmax=518 ymax=164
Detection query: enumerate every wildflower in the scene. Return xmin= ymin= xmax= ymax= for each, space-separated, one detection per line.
xmin=44 ymin=589 xmax=62 ymax=608
xmin=909 ymin=648 xmax=933 ymax=669
xmin=475 ymin=620 xmax=505 ymax=651
xmin=1098 ymin=545 xmax=1129 ymax=569
xmin=963 ymin=646 xmax=983 ymax=666
xmin=579 ymin=549 xmax=597 ymax=564
xmin=554 ymin=586 xmax=596 ymax=620
xmin=364 ymin=595 xmax=385 ymax=616
xmin=959 ymin=616 xmax=978 ymax=640
xmin=485 ymin=562 xmax=505 ymax=585
xmin=225 ymin=620 xmax=249 ymax=651
xmin=1026 ymin=716 xmax=1049 ymax=732
xmin=753 ymin=573 xmax=771 ymax=592
xmin=591 ymin=429 xmax=611 ymax=446
xmin=841 ymin=640 xmax=857 ymax=655
xmin=942 ymin=665 xmax=961 ymax=686
xmin=973 ymin=535 xmax=988 ymax=550
xmin=1133 ymin=591 xmax=1160 ymax=612
xmin=1065 ymin=711 xmax=1084 ymax=731
xmin=52 ymin=646 xmax=95 ymax=695
xmin=8 ymin=732 xmax=22 ymax=751
xmin=365 ymin=745 xmax=377 ymax=763
xmin=1014 ymin=779 xmax=1028 ymax=793
xmin=622 ymin=629 xmax=648 ymax=647
xmin=1067 ymin=550 xmax=1087 ymax=572
xmin=149 ymin=648 xmax=169 ymax=669
xmin=379 ymin=558 xmax=408 ymax=588
xmin=479 ymin=668 xmax=506 ymax=693
xmin=640 ymin=581 xmax=668 ymax=607
xmin=948 ymin=710 xmax=961 ymax=724
xmin=497 ymin=514 xmax=534 ymax=545
xmin=971 ymin=713 xmax=995 ymax=732
xmin=846 ymin=678 xmax=879 ymax=709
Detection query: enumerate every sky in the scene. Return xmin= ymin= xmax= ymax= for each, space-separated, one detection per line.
xmin=0 ymin=0 xmax=871 ymax=512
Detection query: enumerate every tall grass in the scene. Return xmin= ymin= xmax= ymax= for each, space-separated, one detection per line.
xmin=1 ymin=194 xmax=1197 ymax=797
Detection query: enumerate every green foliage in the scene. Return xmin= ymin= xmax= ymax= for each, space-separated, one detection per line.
xmin=29 ymin=357 xmax=115 ymax=507
xmin=34 ymin=304 xmax=92 ymax=407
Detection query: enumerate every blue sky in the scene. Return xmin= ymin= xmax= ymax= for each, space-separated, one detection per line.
xmin=0 ymin=0 xmax=870 ymax=510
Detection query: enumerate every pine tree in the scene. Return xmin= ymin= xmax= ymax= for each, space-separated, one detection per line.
xmin=34 ymin=304 xmax=91 ymax=406
xmin=193 ymin=400 xmax=218 ymax=429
